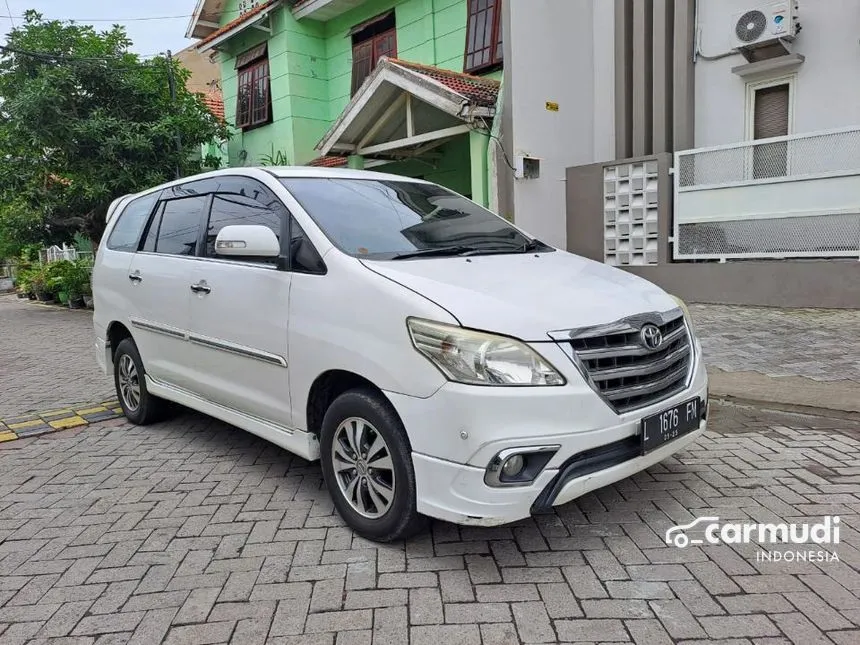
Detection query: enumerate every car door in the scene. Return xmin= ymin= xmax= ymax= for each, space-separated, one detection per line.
xmin=125 ymin=189 xmax=209 ymax=392
xmin=185 ymin=176 xmax=293 ymax=425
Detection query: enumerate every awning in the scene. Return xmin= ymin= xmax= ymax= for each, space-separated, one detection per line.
xmin=316 ymin=58 xmax=500 ymax=160
xmin=196 ymin=0 xmax=280 ymax=52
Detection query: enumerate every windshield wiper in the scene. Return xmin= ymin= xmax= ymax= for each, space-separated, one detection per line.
xmin=391 ymin=246 xmax=484 ymax=260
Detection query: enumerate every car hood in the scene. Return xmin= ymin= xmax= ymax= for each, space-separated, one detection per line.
xmin=361 ymin=251 xmax=677 ymax=341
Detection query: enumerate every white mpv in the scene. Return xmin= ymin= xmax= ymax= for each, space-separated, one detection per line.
xmin=94 ymin=167 xmax=708 ymax=542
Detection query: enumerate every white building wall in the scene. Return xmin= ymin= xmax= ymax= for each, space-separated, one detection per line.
xmin=694 ymin=0 xmax=860 ymax=148
xmin=504 ymin=0 xmax=614 ymax=249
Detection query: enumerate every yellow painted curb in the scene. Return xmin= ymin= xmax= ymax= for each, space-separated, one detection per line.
xmin=76 ymin=406 xmax=109 ymax=415
xmin=0 ymin=400 xmax=123 ymax=442
xmin=49 ymin=416 xmax=88 ymax=430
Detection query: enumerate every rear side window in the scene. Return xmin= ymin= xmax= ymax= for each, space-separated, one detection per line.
xmin=146 ymin=196 xmax=207 ymax=256
xmin=106 ymin=193 xmax=158 ymax=252
xmin=205 ymin=193 xmax=282 ymax=263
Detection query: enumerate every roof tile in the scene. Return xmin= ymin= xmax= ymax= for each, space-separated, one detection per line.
xmin=197 ymin=0 xmax=279 ymax=48
xmin=307 ymin=155 xmax=348 ymax=168
xmin=388 ymin=58 xmax=501 ymax=107
xmin=201 ymin=90 xmax=225 ymax=121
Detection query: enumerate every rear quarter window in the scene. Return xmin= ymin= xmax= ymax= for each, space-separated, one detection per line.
xmin=106 ymin=193 xmax=159 ymax=252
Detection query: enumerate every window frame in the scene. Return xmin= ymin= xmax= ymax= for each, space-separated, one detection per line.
xmin=139 ymin=194 xmax=212 ymax=258
xmin=745 ymin=74 xmax=794 ymax=141
xmin=350 ymin=13 xmax=397 ymax=96
xmin=464 ymin=0 xmax=503 ymax=75
xmin=105 ymin=192 xmax=159 ymax=253
xmin=744 ymin=75 xmax=795 ymax=180
xmin=236 ymin=54 xmax=272 ymax=130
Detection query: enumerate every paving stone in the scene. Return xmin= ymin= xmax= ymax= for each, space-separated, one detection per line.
xmin=698 ymin=615 xmax=780 ymax=639
xmin=511 ymin=602 xmax=555 ymax=643
xmin=410 ymin=624 xmax=480 ymax=645
xmin=554 ymin=618 xmax=629 ymax=642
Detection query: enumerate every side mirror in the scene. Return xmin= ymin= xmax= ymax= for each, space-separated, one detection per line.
xmin=215 ymin=225 xmax=280 ymax=257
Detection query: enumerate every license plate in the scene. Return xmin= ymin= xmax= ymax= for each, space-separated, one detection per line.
xmin=641 ymin=398 xmax=702 ymax=454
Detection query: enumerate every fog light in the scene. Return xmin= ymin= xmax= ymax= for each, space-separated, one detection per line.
xmin=501 ymin=454 xmax=525 ymax=477
xmin=484 ymin=445 xmax=561 ymax=487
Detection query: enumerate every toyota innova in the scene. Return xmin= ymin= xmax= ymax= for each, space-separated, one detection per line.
xmin=93 ymin=167 xmax=708 ymax=541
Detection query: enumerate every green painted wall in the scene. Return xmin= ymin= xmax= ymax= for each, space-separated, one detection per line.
xmin=375 ymin=135 xmax=472 ymax=197
xmin=215 ymin=0 xmax=476 ymax=167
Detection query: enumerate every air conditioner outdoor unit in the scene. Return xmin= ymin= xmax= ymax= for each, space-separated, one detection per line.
xmin=732 ymin=1 xmax=799 ymax=50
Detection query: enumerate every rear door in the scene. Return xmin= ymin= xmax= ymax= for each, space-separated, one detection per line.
xmin=126 ymin=187 xmax=210 ymax=392
xmin=185 ymin=176 xmax=293 ymax=425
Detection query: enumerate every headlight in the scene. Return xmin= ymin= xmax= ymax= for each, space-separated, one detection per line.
xmin=407 ymin=318 xmax=566 ymax=386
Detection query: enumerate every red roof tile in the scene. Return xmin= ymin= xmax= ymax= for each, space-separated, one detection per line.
xmin=307 ymin=155 xmax=348 ymax=168
xmin=197 ymin=0 xmax=279 ymax=48
xmin=201 ymin=90 xmax=225 ymax=121
xmin=388 ymin=58 xmax=501 ymax=107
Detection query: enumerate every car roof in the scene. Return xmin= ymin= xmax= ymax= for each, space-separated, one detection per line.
xmin=265 ymin=166 xmax=430 ymax=183
xmin=110 ymin=167 xmax=432 ymax=214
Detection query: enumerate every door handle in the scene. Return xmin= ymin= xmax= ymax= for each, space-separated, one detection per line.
xmin=190 ymin=281 xmax=211 ymax=295
xmin=128 ymin=272 xmax=142 ymax=283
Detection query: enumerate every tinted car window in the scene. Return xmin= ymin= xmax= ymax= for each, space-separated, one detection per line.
xmin=106 ymin=193 xmax=158 ymax=252
xmin=289 ymin=216 xmax=325 ymax=274
xmin=153 ymin=197 xmax=206 ymax=256
xmin=205 ymin=193 xmax=282 ymax=262
xmin=280 ymin=178 xmax=533 ymax=259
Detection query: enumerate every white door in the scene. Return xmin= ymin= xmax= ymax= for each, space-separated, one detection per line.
xmin=125 ymin=194 xmax=209 ymax=392
xmin=185 ymin=177 xmax=293 ymax=425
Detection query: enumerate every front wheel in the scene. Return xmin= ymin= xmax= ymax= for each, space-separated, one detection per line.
xmin=319 ymin=389 xmax=427 ymax=542
xmin=113 ymin=338 xmax=169 ymax=425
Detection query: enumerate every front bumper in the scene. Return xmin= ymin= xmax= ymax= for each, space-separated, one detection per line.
xmin=386 ymin=349 xmax=708 ymax=526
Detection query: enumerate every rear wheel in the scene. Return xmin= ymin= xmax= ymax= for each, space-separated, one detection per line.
xmin=320 ymin=389 xmax=426 ymax=542
xmin=113 ymin=338 xmax=169 ymax=425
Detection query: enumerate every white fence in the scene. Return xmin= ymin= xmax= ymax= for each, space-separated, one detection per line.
xmin=673 ymin=126 xmax=860 ymax=260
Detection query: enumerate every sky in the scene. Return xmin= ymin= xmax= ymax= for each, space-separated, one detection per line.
xmin=1 ymin=0 xmax=200 ymax=56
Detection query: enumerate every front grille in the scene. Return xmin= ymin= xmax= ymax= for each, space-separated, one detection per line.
xmin=561 ymin=309 xmax=693 ymax=414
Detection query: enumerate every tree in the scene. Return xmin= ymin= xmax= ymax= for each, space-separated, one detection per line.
xmin=0 ymin=11 xmax=229 ymax=249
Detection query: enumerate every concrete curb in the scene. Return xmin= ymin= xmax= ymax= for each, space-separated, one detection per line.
xmin=707 ymin=368 xmax=860 ymax=415
xmin=0 ymin=400 xmax=123 ymax=442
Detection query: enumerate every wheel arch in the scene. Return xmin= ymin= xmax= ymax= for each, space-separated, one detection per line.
xmin=305 ymin=369 xmax=395 ymax=439
xmin=106 ymin=321 xmax=134 ymax=364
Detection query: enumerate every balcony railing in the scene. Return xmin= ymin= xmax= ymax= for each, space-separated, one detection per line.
xmin=673 ymin=127 xmax=860 ymax=260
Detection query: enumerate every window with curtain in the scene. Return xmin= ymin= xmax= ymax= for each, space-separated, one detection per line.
xmin=464 ymin=0 xmax=503 ymax=74
xmin=236 ymin=44 xmax=272 ymax=130
xmin=351 ymin=12 xmax=397 ymax=95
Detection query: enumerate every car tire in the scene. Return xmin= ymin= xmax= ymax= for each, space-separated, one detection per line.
xmin=319 ymin=388 xmax=427 ymax=542
xmin=113 ymin=338 xmax=169 ymax=425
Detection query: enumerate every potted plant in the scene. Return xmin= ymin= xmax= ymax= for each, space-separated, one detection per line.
xmin=30 ymin=267 xmax=52 ymax=302
xmin=45 ymin=260 xmax=73 ymax=305
xmin=65 ymin=260 xmax=91 ymax=309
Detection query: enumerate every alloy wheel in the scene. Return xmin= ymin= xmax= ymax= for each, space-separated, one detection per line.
xmin=331 ymin=417 xmax=396 ymax=518
xmin=118 ymin=354 xmax=141 ymax=411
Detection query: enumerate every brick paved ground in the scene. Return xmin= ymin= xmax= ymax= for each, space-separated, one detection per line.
xmin=1 ymin=401 xmax=859 ymax=644
xmin=0 ymin=296 xmax=112 ymax=418
xmin=690 ymin=304 xmax=860 ymax=383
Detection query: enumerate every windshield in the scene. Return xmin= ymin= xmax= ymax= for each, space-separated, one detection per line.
xmin=280 ymin=178 xmax=548 ymax=260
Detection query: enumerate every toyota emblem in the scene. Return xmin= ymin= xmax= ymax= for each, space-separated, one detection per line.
xmin=640 ymin=324 xmax=663 ymax=350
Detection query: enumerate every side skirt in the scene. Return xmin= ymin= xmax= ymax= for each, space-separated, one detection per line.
xmin=146 ymin=376 xmax=320 ymax=461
